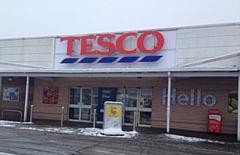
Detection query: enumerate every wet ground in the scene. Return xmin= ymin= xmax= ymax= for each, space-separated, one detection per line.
xmin=0 ymin=123 xmax=239 ymax=155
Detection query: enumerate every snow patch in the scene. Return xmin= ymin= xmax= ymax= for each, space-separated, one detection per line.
xmin=0 ymin=120 xmax=20 ymax=125
xmin=165 ymin=134 xmax=225 ymax=144
xmin=17 ymin=125 xmax=138 ymax=138
xmin=0 ymin=152 xmax=16 ymax=155
xmin=101 ymin=128 xmax=124 ymax=136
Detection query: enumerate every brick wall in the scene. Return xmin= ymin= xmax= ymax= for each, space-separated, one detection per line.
xmin=152 ymin=77 xmax=238 ymax=134
xmin=0 ymin=77 xmax=34 ymax=121
xmin=33 ymin=77 xmax=238 ymax=134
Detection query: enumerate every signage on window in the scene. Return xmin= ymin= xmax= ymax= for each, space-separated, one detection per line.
xmin=3 ymin=87 xmax=19 ymax=101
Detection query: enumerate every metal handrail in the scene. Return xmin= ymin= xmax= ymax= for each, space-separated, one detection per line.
xmin=1 ymin=109 xmax=23 ymax=122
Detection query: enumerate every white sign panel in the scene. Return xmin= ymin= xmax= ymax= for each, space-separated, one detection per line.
xmin=54 ymin=30 xmax=176 ymax=70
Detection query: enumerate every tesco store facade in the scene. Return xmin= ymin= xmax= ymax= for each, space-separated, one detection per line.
xmin=0 ymin=23 xmax=239 ymax=140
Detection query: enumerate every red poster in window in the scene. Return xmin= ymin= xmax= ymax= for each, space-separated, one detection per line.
xmin=43 ymin=86 xmax=59 ymax=104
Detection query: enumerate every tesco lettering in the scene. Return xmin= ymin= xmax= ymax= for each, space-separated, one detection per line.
xmin=60 ymin=31 xmax=164 ymax=56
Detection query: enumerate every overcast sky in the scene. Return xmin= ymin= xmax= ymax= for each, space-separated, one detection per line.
xmin=1 ymin=0 xmax=240 ymax=39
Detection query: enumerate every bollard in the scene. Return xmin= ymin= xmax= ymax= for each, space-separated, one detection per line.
xmin=133 ymin=111 xmax=136 ymax=131
xmin=61 ymin=107 xmax=64 ymax=127
xmin=93 ymin=109 xmax=96 ymax=128
xmin=30 ymin=105 xmax=34 ymax=123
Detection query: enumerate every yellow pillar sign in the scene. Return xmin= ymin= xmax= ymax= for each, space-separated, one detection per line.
xmin=102 ymin=101 xmax=124 ymax=135
xmin=105 ymin=105 xmax=122 ymax=118
xmin=103 ymin=101 xmax=123 ymax=131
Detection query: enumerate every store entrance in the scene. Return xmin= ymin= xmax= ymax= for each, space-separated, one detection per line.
xmin=68 ymin=87 xmax=152 ymax=126
xmin=117 ymin=88 xmax=152 ymax=126
xmin=68 ymin=87 xmax=97 ymax=122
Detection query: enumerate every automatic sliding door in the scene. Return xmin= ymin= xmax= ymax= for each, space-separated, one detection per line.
xmin=69 ymin=88 xmax=81 ymax=120
xmin=139 ymin=89 xmax=152 ymax=125
xmin=121 ymin=88 xmax=152 ymax=126
xmin=124 ymin=89 xmax=138 ymax=124
xmin=80 ymin=88 xmax=92 ymax=121
xmin=68 ymin=88 xmax=92 ymax=122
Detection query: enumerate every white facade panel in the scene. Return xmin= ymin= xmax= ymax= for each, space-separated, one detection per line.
xmin=176 ymin=25 xmax=240 ymax=67
xmin=0 ymin=46 xmax=53 ymax=55
xmin=178 ymin=46 xmax=240 ymax=59
xmin=0 ymin=38 xmax=53 ymax=47
xmin=0 ymin=37 xmax=55 ymax=69
xmin=21 ymin=38 xmax=54 ymax=46
xmin=22 ymin=53 xmax=52 ymax=62
xmin=178 ymin=25 xmax=240 ymax=39
xmin=0 ymin=61 xmax=52 ymax=69
xmin=220 ymin=25 xmax=240 ymax=36
xmin=178 ymin=35 xmax=240 ymax=49
xmin=196 ymin=27 xmax=222 ymax=37
xmin=209 ymin=57 xmax=240 ymax=67
xmin=177 ymin=29 xmax=199 ymax=39
xmin=0 ymin=39 xmax=23 ymax=47
xmin=178 ymin=57 xmax=239 ymax=67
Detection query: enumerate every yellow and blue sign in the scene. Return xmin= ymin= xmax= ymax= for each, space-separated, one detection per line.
xmin=105 ymin=105 xmax=122 ymax=118
xmin=103 ymin=101 xmax=123 ymax=130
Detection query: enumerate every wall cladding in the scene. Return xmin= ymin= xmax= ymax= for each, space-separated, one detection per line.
xmin=152 ymin=77 xmax=238 ymax=134
xmin=0 ymin=37 xmax=55 ymax=68
xmin=176 ymin=25 xmax=240 ymax=67
xmin=33 ymin=77 xmax=238 ymax=134
xmin=32 ymin=77 xmax=164 ymax=120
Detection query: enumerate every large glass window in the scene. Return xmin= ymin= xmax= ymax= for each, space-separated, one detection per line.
xmin=116 ymin=88 xmax=125 ymax=103
xmin=82 ymin=89 xmax=92 ymax=105
xmin=81 ymin=108 xmax=91 ymax=121
xmin=125 ymin=89 xmax=137 ymax=107
xmin=69 ymin=88 xmax=80 ymax=105
xmin=140 ymin=112 xmax=151 ymax=125
xmin=69 ymin=108 xmax=79 ymax=119
xmin=124 ymin=111 xmax=134 ymax=123
xmin=140 ymin=89 xmax=152 ymax=108
xmin=122 ymin=88 xmax=152 ymax=126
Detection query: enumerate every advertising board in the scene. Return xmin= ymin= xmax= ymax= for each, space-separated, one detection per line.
xmin=54 ymin=30 xmax=176 ymax=69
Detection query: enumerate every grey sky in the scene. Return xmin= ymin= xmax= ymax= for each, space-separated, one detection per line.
xmin=1 ymin=0 xmax=240 ymax=39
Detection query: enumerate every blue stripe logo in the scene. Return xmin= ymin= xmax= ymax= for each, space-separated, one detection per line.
xmin=60 ymin=55 xmax=162 ymax=64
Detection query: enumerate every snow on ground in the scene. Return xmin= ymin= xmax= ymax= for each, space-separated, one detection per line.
xmin=0 ymin=121 xmax=230 ymax=144
xmin=165 ymin=134 xmax=226 ymax=144
xmin=0 ymin=120 xmax=20 ymax=127
xmin=0 ymin=120 xmax=137 ymax=138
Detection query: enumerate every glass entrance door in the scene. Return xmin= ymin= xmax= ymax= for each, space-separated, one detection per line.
xmin=69 ymin=88 xmax=92 ymax=122
xmin=139 ymin=89 xmax=152 ymax=126
xmin=124 ymin=89 xmax=138 ymax=124
xmin=117 ymin=88 xmax=152 ymax=126
xmin=80 ymin=88 xmax=92 ymax=121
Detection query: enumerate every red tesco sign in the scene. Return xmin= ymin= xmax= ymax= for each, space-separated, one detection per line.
xmin=60 ymin=31 xmax=164 ymax=56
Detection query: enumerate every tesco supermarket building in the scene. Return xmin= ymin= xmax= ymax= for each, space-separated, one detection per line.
xmin=0 ymin=23 xmax=239 ymax=140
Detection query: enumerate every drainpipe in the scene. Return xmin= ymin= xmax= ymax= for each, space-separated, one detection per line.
xmin=238 ymin=71 xmax=240 ymax=141
xmin=167 ymin=71 xmax=171 ymax=133
xmin=24 ymin=76 xmax=29 ymax=122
